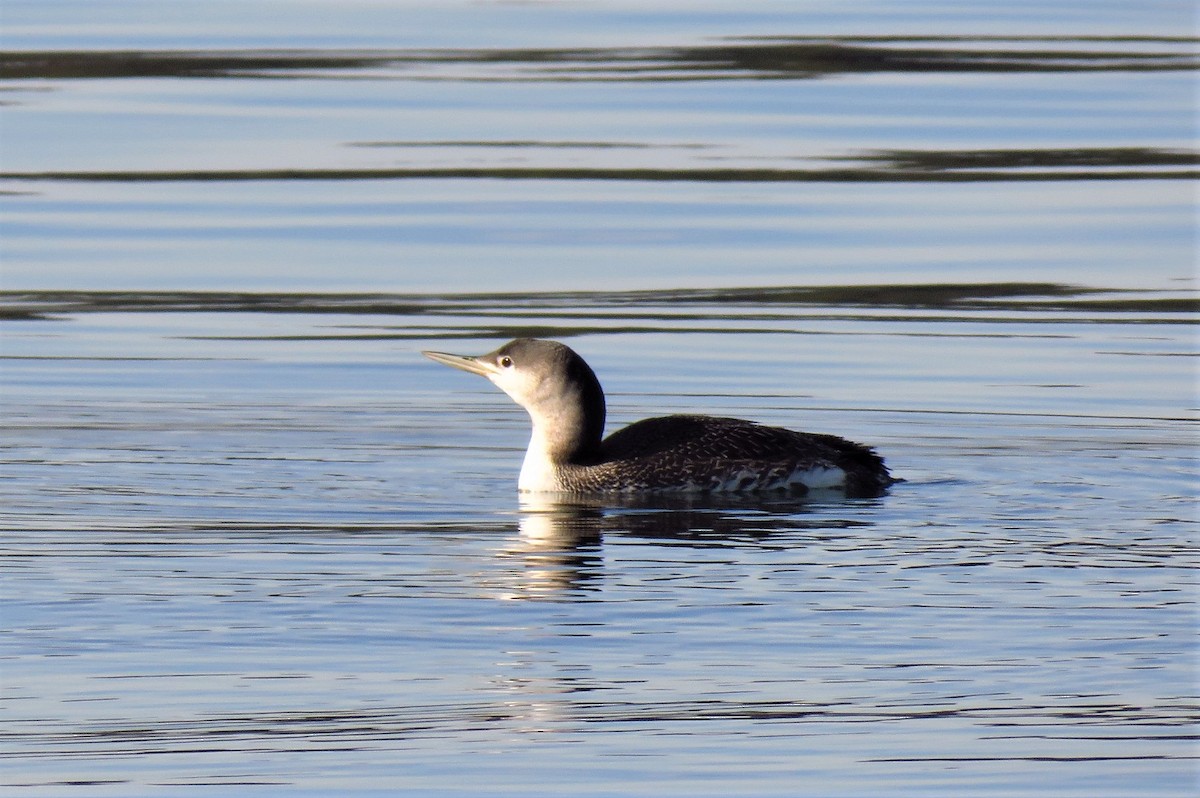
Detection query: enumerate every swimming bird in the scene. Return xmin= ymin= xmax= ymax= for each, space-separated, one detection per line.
xmin=422 ymin=338 xmax=893 ymax=497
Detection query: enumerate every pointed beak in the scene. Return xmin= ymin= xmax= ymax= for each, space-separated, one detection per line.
xmin=422 ymin=349 xmax=497 ymax=377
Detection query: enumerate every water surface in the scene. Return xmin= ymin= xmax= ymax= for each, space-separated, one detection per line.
xmin=1 ymin=1 xmax=1197 ymax=796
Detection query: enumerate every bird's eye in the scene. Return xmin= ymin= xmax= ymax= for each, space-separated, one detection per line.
xmin=499 ymin=356 xmax=514 ymax=368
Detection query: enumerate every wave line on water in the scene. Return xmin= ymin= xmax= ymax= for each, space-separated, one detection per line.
xmin=3 ymin=38 xmax=1196 ymax=81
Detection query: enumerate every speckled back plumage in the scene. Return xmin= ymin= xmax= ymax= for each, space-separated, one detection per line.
xmin=556 ymin=414 xmax=892 ymax=497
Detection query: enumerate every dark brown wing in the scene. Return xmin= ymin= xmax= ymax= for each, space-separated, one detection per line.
xmin=597 ymin=414 xmax=891 ymax=496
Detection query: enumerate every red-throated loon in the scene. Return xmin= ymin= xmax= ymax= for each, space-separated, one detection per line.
xmin=422 ymin=338 xmax=893 ymax=496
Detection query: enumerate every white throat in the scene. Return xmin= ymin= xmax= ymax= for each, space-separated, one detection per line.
xmin=517 ymin=425 xmax=562 ymax=493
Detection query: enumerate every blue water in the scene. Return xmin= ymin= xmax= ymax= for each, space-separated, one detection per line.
xmin=1 ymin=2 xmax=1197 ymax=796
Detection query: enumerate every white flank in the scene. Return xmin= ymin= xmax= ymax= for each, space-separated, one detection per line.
xmin=788 ymin=465 xmax=846 ymax=491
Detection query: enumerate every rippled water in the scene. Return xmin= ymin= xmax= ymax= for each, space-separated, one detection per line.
xmin=1 ymin=1 xmax=1197 ymax=796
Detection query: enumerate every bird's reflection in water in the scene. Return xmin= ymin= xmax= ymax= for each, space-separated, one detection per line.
xmin=494 ymin=497 xmax=605 ymax=599
xmin=499 ymin=492 xmax=872 ymax=599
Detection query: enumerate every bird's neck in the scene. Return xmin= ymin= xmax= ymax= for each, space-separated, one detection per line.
xmin=518 ymin=429 xmax=561 ymax=492
xmin=515 ymin=363 xmax=606 ymax=491
xmin=518 ymin=410 xmax=603 ymax=492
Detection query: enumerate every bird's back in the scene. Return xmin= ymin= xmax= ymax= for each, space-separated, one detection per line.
xmin=553 ymin=414 xmax=892 ymax=496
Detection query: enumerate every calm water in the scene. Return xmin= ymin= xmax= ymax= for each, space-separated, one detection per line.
xmin=1 ymin=2 xmax=1198 ymax=796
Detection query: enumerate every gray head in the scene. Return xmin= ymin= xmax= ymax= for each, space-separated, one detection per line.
xmin=422 ymin=338 xmax=606 ymax=463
